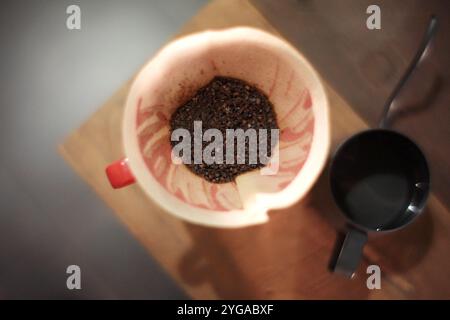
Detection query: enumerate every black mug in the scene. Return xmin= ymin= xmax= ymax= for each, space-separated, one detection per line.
xmin=329 ymin=16 xmax=437 ymax=277
xmin=329 ymin=129 xmax=430 ymax=277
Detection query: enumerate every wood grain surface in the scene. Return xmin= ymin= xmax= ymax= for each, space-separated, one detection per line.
xmin=59 ymin=0 xmax=450 ymax=299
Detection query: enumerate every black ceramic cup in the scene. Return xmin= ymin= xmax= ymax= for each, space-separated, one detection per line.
xmin=329 ymin=16 xmax=437 ymax=277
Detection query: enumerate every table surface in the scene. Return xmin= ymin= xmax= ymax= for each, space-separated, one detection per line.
xmin=59 ymin=0 xmax=450 ymax=299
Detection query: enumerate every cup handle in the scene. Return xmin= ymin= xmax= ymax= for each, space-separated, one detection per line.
xmin=105 ymin=157 xmax=136 ymax=189
xmin=331 ymin=227 xmax=368 ymax=278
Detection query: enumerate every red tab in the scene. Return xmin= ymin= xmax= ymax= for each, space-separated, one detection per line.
xmin=105 ymin=158 xmax=135 ymax=189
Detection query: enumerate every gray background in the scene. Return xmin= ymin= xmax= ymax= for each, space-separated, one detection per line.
xmin=0 ymin=0 xmax=207 ymax=299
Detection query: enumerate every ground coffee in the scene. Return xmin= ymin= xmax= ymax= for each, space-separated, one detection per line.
xmin=170 ymin=76 xmax=279 ymax=183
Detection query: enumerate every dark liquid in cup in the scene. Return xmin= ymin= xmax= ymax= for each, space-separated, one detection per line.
xmin=341 ymin=163 xmax=412 ymax=230
xmin=331 ymin=130 xmax=425 ymax=230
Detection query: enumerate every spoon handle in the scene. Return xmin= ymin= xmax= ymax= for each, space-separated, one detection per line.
xmin=379 ymin=15 xmax=438 ymax=128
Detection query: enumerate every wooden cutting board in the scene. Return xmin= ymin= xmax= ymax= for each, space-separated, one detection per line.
xmin=59 ymin=0 xmax=450 ymax=299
